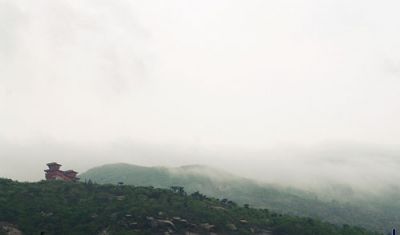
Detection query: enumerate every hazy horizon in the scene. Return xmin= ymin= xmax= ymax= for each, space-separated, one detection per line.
xmin=1 ymin=0 xmax=400 ymax=194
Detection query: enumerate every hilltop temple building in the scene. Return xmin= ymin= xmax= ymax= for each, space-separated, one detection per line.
xmin=44 ymin=162 xmax=79 ymax=182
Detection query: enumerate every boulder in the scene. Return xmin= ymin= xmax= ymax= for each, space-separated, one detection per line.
xmin=200 ymin=223 xmax=215 ymax=231
xmin=239 ymin=219 xmax=248 ymax=224
xmin=227 ymin=223 xmax=237 ymax=231
xmin=0 ymin=222 xmax=23 ymax=235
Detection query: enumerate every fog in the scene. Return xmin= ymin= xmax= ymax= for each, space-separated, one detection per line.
xmin=1 ymin=0 xmax=400 ymax=194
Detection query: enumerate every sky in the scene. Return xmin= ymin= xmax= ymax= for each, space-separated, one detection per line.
xmin=0 ymin=0 xmax=400 ymax=188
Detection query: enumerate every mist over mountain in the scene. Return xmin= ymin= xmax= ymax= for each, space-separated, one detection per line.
xmin=3 ymin=139 xmax=400 ymax=199
xmin=79 ymin=163 xmax=400 ymax=232
xmin=1 ymin=0 xmax=400 ymax=234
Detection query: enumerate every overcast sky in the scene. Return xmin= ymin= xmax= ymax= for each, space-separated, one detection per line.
xmin=1 ymin=0 xmax=400 ymax=185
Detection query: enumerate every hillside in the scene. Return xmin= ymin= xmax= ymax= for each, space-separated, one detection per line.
xmin=79 ymin=163 xmax=398 ymax=233
xmin=0 ymin=178 xmax=380 ymax=235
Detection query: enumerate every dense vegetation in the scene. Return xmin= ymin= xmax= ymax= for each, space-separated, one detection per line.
xmin=79 ymin=164 xmax=399 ymax=233
xmin=0 ymin=178 xmax=381 ymax=235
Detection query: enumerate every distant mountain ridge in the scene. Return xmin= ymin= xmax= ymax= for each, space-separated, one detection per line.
xmin=79 ymin=163 xmax=400 ymax=233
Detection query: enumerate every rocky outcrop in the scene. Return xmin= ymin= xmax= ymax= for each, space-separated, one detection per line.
xmin=0 ymin=222 xmax=23 ymax=235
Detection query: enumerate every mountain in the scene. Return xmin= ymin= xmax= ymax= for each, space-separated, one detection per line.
xmin=0 ymin=178 xmax=380 ymax=235
xmin=79 ymin=163 xmax=399 ymax=233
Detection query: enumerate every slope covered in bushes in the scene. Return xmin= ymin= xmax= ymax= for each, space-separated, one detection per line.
xmin=0 ymin=178 xmax=381 ymax=235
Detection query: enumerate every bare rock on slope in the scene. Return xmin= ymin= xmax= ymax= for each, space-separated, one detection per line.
xmin=0 ymin=222 xmax=23 ymax=235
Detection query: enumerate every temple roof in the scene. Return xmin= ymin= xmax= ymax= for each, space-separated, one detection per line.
xmin=47 ymin=162 xmax=61 ymax=166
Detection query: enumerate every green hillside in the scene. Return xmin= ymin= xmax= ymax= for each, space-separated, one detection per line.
xmin=79 ymin=163 xmax=399 ymax=233
xmin=0 ymin=178 xmax=380 ymax=235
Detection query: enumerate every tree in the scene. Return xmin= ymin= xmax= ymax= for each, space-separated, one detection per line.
xmin=170 ymin=186 xmax=185 ymax=196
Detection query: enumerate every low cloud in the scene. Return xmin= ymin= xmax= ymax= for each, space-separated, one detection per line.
xmin=1 ymin=0 xmax=400 ymax=199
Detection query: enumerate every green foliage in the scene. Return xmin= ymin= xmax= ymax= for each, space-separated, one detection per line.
xmin=79 ymin=164 xmax=400 ymax=232
xmin=0 ymin=178 xmax=381 ymax=235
